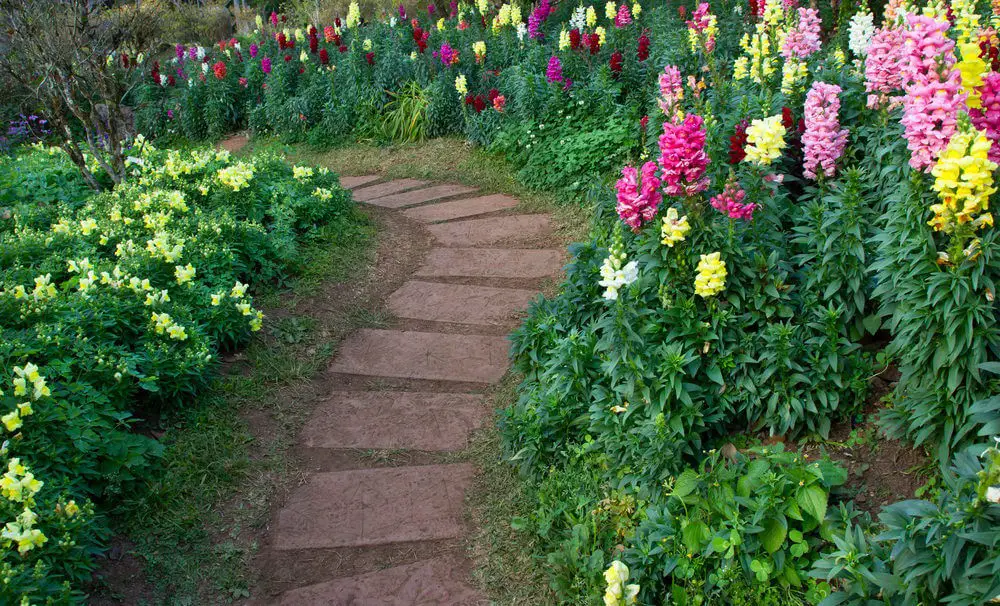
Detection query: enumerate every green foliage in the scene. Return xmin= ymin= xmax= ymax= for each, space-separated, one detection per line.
xmin=813 ymin=441 xmax=1000 ymax=605
xmin=381 ymin=82 xmax=429 ymax=142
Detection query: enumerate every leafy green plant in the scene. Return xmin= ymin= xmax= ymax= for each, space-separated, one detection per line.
xmin=381 ymin=82 xmax=429 ymax=142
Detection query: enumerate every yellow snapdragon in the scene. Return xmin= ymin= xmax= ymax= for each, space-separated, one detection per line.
xmin=605 ymin=1 xmax=616 ymax=20
xmin=929 ymin=124 xmax=997 ymax=233
xmin=455 ymin=74 xmax=468 ymax=96
xmin=216 ymin=162 xmax=255 ymax=191
xmin=603 ymin=561 xmax=640 ymax=606
xmin=586 ymin=5 xmax=597 ymax=27
xmin=175 ymin=264 xmax=196 ymax=285
xmin=744 ymin=115 xmax=787 ymax=166
xmin=660 ymin=208 xmax=691 ymax=247
xmin=694 ymin=252 xmax=727 ymax=298
xmin=346 ymin=1 xmax=361 ymax=27
xmin=293 ymin=165 xmax=314 ymax=180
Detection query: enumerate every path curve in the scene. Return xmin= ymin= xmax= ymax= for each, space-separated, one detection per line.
xmin=256 ymin=174 xmax=562 ymax=604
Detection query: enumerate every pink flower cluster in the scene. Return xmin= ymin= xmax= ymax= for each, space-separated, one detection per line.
xmin=864 ymin=26 xmax=905 ymax=109
xmin=971 ymin=72 xmax=1000 ymax=163
xmin=616 ymin=161 xmax=663 ymax=230
xmin=546 ymin=55 xmax=564 ymax=83
xmin=802 ymin=82 xmax=849 ymax=179
xmin=686 ymin=3 xmax=716 ymax=52
xmin=658 ymin=65 xmax=683 ymax=116
xmin=529 ymin=0 xmax=552 ymax=39
xmin=710 ymin=178 xmax=755 ymax=220
xmin=781 ymin=8 xmax=822 ymax=60
xmin=658 ymin=114 xmax=710 ymax=197
xmin=615 ymin=3 xmax=632 ymax=27
xmin=433 ymin=42 xmax=460 ymax=66
xmin=899 ymin=14 xmax=965 ymax=172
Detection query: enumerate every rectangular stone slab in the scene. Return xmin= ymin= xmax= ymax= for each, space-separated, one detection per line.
xmin=427 ymin=214 xmax=553 ymax=247
xmin=402 ymin=194 xmax=519 ymax=223
xmin=415 ymin=248 xmax=564 ymax=279
xmin=329 ymin=329 xmax=509 ymax=383
xmin=366 ymin=184 xmax=478 ymax=209
xmin=388 ymin=281 xmax=537 ymax=326
xmin=339 ymin=175 xmax=380 ymax=190
xmin=352 ymin=179 xmax=430 ymax=202
xmin=300 ymin=391 xmax=486 ymax=451
xmin=274 ymin=464 xmax=474 ymax=550
xmin=279 ymin=557 xmax=485 ymax=605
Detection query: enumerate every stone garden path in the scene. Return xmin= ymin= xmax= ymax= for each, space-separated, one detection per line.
xmin=263 ymin=175 xmax=562 ymax=604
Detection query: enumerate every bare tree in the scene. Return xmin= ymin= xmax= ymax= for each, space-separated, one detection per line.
xmin=0 ymin=0 xmax=162 ymax=189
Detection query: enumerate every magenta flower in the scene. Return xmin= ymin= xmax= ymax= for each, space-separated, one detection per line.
xmin=802 ymin=82 xmax=849 ymax=180
xmin=614 ymin=3 xmax=632 ymax=27
xmin=546 ymin=55 xmax=564 ymax=83
xmin=270 ymin=11 xmax=279 ymax=27
xmin=261 ymin=56 xmax=272 ymax=74
xmin=971 ymin=72 xmax=1000 ymax=163
xmin=710 ymin=178 xmax=755 ymax=220
xmin=864 ymin=26 xmax=905 ymax=109
xmin=899 ymin=14 xmax=965 ymax=172
xmin=685 ymin=3 xmax=716 ymax=51
xmin=433 ymin=42 xmax=460 ymax=65
xmin=249 ymin=43 xmax=259 ymax=58
xmin=658 ymin=114 xmax=710 ymax=197
xmin=781 ymin=8 xmax=821 ymax=60
xmin=616 ymin=161 xmax=663 ymax=230
xmin=175 ymin=44 xmax=185 ymax=62
xmin=529 ymin=0 xmax=551 ymax=39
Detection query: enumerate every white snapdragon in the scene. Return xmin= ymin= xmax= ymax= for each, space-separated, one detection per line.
xmin=848 ymin=11 xmax=875 ymax=57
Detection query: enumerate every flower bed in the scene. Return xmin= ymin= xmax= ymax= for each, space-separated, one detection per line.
xmin=0 ymin=141 xmax=360 ymax=601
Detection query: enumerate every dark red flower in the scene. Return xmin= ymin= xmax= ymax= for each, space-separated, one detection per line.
xmin=167 ymin=75 xmax=176 ymax=86
xmin=569 ymin=28 xmax=582 ymax=50
xmin=278 ymin=33 xmax=287 ymax=49
xmin=609 ymin=50 xmax=623 ymax=75
xmin=487 ymin=88 xmax=500 ymax=102
xmin=319 ymin=48 xmax=330 ymax=65
xmin=299 ymin=67 xmax=305 ymax=74
xmin=587 ymin=33 xmax=601 ymax=55
xmin=335 ymin=17 xmax=341 ymax=27
xmin=640 ymin=115 xmax=649 ymax=130
xmin=339 ymin=45 xmax=348 ymax=53
xmin=284 ymin=54 xmax=292 ymax=62
xmin=308 ymin=25 xmax=317 ymax=36
xmin=638 ymin=33 xmax=650 ymax=61
xmin=728 ymin=119 xmax=749 ymax=164
xmin=781 ymin=106 xmax=794 ymax=130
xmin=281 ymin=14 xmax=287 ymax=22
xmin=366 ymin=52 xmax=375 ymax=65
xmin=309 ymin=34 xmax=318 ymax=54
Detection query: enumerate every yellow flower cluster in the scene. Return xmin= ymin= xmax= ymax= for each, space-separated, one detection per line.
xmin=227 ymin=281 xmax=264 ymax=331
xmin=3 ymin=363 xmax=46 ymax=432
xmin=744 ymin=115 xmax=787 ymax=166
xmin=455 ymin=74 xmax=468 ymax=95
xmin=478 ymin=0 xmax=489 ymax=14
xmin=762 ymin=0 xmax=784 ymax=26
xmin=660 ymin=208 xmax=691 ymax=247
xmin=688 ymin=14 xmax=718 ymax=53
xmin=293 ymin=165 xmax=314 ymax=180
xmin=694 ymin=252 xmax=727 ymax=298
xmin=587 ymin=5 xmax=598 ymax=27
xmin=603 ymin=561 xmax=640 ymax=606
xmin=632 ymin=2 xmax=641 ymax=17
xmin=596 ymin=26 xmax=607 ymax=45
xmin=735 ymin=25 xmax=775 ymax=84
xmin=495 ymin=3 xmax=523 ymax=28
xmin=175 ymin=263 xmax=196 ymax=285
xmin=473 ymin=40 xmax=486 ymax=61
xmin=780 ymin=59 xmax=808 ymax=95
xmin=1 ymin=458 xmax=46 ymax=555
xmin=146 ymin=232 xmax=186 ymax=262
xmin=313 ymin=187 xmax=333 ymax=201
xmin=151 ymin=312 xmax=188 ymax=340
xmin=216 ymin=162 xmax=255 ymax=191
xmin=605 ymin=1 xmax=616 ymax=20
xmin=957 ymin=42 xmax=988 ymax=109
xmin=346 ymin=1 xmax=361 ymax=27
xmin=929 ymin=125 xmax=997 ymax=233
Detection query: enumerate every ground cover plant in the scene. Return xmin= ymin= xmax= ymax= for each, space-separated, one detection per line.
xmin=0 ymin=139 xmax=363 ymax=602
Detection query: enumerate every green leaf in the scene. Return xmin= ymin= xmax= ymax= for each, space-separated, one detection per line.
xmin=672 ymin=469 xmax=700 ymax=499
xmin=796 ymin=485 xmax=828 ymax=523
xmin=760 ymin=517 xmax=787 ymax=553
xmin=682 ymin=520 xmax=710 ymax=553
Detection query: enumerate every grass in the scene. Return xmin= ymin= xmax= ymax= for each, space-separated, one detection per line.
xmin=466 ymin=375 xmax=554 ymax=605
xmin=110 ymin=204 xmax=377 ymax=604
xmin=243 ymin=135 xmax=593 ymax=244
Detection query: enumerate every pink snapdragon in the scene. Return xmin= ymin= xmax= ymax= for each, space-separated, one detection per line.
xmin=261 ymin=56 xmax=272 ymax=74
xmin=864 ymin=26 xmax=905 ymax=109
xmin=616 ymin=161 xmax=663 ymax=230
xmin=781 ymin=8 xmax=822 ymax=60
xmin=710 ymin=178 xmax=755 ymax=220
xmin=686 ymin=3 xmax=716 ymax=52
xmin=270 ymin=11 xmax=279 ymax=27
xmin=658 ymin=114 xmax=710 ymax=197
xmin=546 ymin=55 xmax=564 ymax=83
xmin=615 ymin=3 xmax=633 ymax=27
xmin=658 ymin=65 xmax=683 ymax=117
xmin=529 ymin=0 xmax=551 ymax=39
xmin=899 ymin=14 xmax=965 ymax=172
xmin=802 ymin=82 xmax=849 ymax=179
xmin=971 ymin=72 xmax=1000 ymax=163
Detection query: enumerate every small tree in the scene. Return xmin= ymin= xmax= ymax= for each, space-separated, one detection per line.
xmin=0 ymin=0 xmax=162 ymax=189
